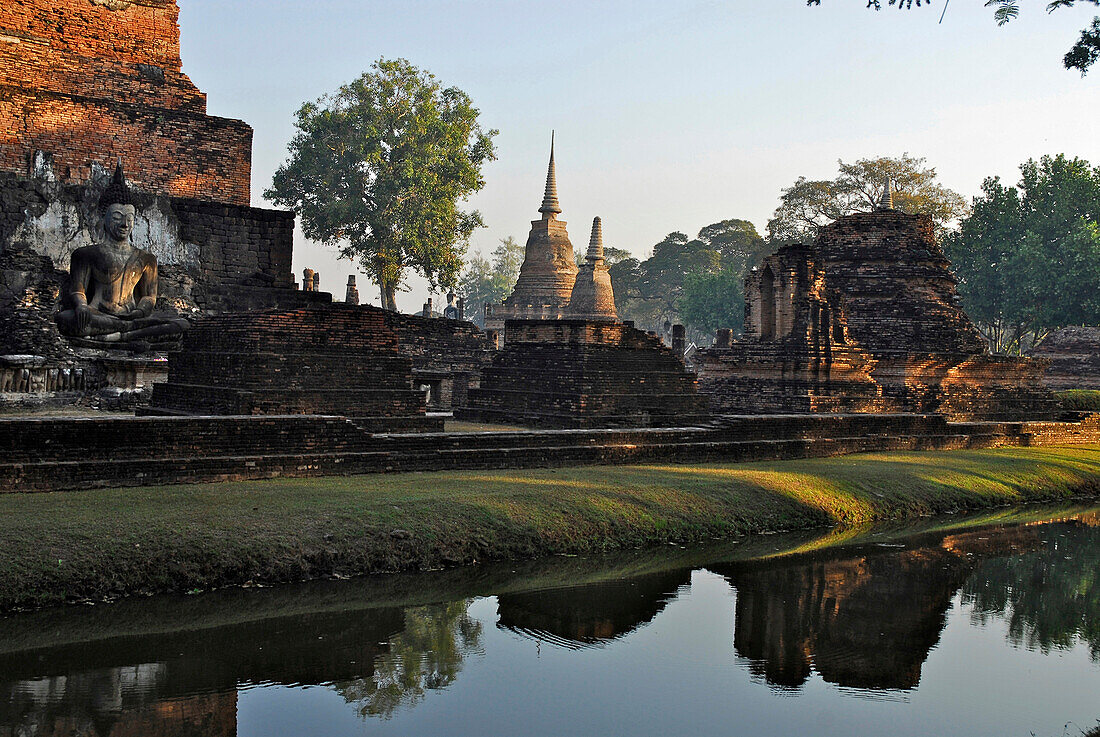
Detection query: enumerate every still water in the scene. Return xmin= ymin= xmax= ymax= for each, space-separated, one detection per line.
xmin=1 ymin=506 xmax=1098 ymax=737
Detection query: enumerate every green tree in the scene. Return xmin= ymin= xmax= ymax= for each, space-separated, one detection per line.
xmin=457 ymin=236 xmax=523 ymax=326
xmin=637 ymin=232 xmax=721 ymax=329
xmin=944 ymin=154 xmax=1100 ymax=353
xmin=266 ymin=58 xmax=498 ymax=311
xmin=807 ymin=0 xmax=1100 ymax=75
xmin=767 ymin=154 xmax=968 ymax=242
xmin=679 ymin=266 xmax=746 ymax=338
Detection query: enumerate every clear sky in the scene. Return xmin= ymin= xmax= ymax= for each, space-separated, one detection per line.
xmin=178 ymin=0 xmax=1100 ymax=311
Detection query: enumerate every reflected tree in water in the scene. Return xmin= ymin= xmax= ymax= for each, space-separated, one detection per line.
xmin=334 ymin=600 xmax=483 ymax=719
xmin=962 ymin=517 xmax=1100 ymax=660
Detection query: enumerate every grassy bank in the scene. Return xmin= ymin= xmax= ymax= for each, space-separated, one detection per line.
xmin=1 ymin=445 xmax=1099 ymax=612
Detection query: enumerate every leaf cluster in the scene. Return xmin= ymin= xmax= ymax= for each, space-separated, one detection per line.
xmin=808 ymin=0 xmax=1100 ymax=73
xmin=456 ymin=236 xmax=524 ymax=327
xmin=612 ymin=219 xmax=770 ymax=341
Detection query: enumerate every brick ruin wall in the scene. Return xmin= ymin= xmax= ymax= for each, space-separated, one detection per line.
xmin=461 ymin=319 xmax=710 ymax=427
xmin=382 ymin=310 xmax=494 ymax=409
xmin=0 ymin=0 xmax=252 ymax=205
xmin=1028 ymin=326 xmax=1100 ymax=391
xmin=0 ymin=173 xmax=300 ymax=354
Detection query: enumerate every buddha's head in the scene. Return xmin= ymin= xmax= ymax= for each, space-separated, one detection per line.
xmin=103 ymin=202 xmax=136 ymax=242
xmin=98 ymin=161 xmax=135 ymax=243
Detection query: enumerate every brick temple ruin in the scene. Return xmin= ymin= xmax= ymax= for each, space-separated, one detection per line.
xmin=463 ymin=145 xmax=707 ymax=428
xmin=0 ymin=0 xmax=327 ymax=408
xmin=696 ymin=188 xmax=1058 ymax=420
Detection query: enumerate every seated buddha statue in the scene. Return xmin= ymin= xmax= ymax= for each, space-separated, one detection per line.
xmin=55 ymin=163 xmax=189 ymax=351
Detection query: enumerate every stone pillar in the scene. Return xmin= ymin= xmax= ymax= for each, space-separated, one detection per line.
xmin=716 ymin=328 xmax=733 ymax=349
xmin=672 ymin=324 xmax=686 ymax=357
xmin=302 ymin=268 xmax=315 ymax=292
xmin=345 ymin=275 xmax=360 ymax=305
xmin=457 ymin=297 xmax=465 ymax=321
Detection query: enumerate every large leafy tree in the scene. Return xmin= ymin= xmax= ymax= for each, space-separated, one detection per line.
xmin=767 ymin=154 xmax=967 ymax=242
xmin=266 ymin=58 xmax=498 ymax=310
xmin=944 ymin=154 xmax=1100 ymax=353
xmin=807 ymin=0 xmax=1100 ymax=75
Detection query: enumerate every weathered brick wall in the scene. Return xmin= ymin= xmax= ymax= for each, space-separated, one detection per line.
xmin=174 ymin=199 xmax=295 ymax=292
xmin=1028 ymin=326 xmax=1100 ymax=390
xmin=816 ymin=211 xmax=987 ymax=355
xmin=381 ymin=311 xmax=494 ymax=409
xmin=0 ymin=172 xmax=299 ymax=317
xmin=461 ymin=318 xmax=710 ymax=428
xmin=145 ymin=305 xmax=433 ymax=424
xmin=6 ymin=411 xmax=1100 ymax=492
xmin=0 ymin=0 xmax=252 ymax=204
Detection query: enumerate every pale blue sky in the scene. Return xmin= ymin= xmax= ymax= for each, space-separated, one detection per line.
xmin=179 ymin=1 xmax=1099 ymax=310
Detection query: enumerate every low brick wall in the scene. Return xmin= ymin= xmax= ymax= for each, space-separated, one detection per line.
xmin=3 ymin=412 xmax=1098 ymax=493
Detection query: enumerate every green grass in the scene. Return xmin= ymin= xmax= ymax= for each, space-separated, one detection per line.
xmin=1057 ymin=389 xmax=1100 ymax=412
xmin=1 ymin=445 xmax=1099 ymax=612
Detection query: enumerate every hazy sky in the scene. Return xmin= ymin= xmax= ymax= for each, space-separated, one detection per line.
xmin=179 ymin=1 xmax=1099 ymax=311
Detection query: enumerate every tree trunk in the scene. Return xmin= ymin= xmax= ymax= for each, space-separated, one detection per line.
xmin=379 ymin=278 xmax=398 ymax=312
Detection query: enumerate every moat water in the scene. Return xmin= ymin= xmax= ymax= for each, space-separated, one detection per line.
xmin=2 ymin=506 xmax=1099 ymax=737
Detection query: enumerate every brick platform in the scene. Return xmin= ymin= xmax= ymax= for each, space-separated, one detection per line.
xmin=143 ymin=304 xmax=439 ymax=431
xmin=460 ymin=319 xmax=711 ymax=428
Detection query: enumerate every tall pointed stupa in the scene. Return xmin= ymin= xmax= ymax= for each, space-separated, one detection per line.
xmin=499 ymin=133 xmax=579 ymax=319
xmin=567 ymin=216 xmax=618 ymax=322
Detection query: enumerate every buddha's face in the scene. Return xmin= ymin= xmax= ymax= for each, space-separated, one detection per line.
xmin=104 ymin=204 xmax=136 ymax=242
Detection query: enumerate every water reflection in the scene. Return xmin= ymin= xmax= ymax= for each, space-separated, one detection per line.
xmin=963 ymin=511 xmax=1100 ymax=661
xmin=497 ymin=570 xmax=692 ymax=649
xmin=334 ymin=600 xmax=483 ymax=719
xmin=712 ymin=524 xmax=1044 ymax=690
xmin=0 ymin=507 xmax=1097 ymax=735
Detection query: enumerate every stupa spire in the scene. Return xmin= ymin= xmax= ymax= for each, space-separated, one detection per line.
xmin=539 ymin=131 xmax=562 ymax=218
xmin=586 ymin=217 xmax=605 ymax=262
xmin=877 ymin=176 xmax=894 ymax=211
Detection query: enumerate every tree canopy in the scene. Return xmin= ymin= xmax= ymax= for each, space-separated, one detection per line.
xmin=767 ymin=154 xmax=967 ymax=242
xmin=266 ymin=58 xmax=498 ymax=310
xmin=807 ymin=0 xmax=1100 ymax=75
xmin=943 ymin=153 xmax=1100 ymax=353
xmin=605 ymin=219 xmax=768 ymax=342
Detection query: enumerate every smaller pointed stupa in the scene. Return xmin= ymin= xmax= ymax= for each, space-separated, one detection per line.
xmin=567 ymin=216 xmax=618 ymax=322
xmin=876 ymin=176 xmax=894 ymax=211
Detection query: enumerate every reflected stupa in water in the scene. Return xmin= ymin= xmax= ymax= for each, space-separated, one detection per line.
xmin=496 ymin=569 xmax=692 ymax=649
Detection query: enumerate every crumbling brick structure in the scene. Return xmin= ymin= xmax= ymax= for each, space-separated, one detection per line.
xmin=701 ymin=243 xmax=886 ymax=414
xmin=1028 ymin=326 xmax=1100 ymax=390
xmin=697 ymin=209 xmax=1058 ymax=420
xmin=0 ymin=0 xmax=251 ymax=204
xmin=460 ymin=319 xmax=710 ymax=428
xmin=0 ymin=0 xmax=327 ymax=408
xmin=144 ymin=304 xmax=441 ymax=432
